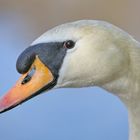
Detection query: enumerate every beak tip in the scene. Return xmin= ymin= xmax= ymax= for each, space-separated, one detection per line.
xmin=0 ymin=96 xmax=14 ymax=114
xmin=0 ymin=109 xmax=6 ymax=114
xmin=0 ymin=99 xmax=7 ymax=114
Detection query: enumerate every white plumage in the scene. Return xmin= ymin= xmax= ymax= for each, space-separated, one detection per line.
xmin=32 ymin=20 xmax=140 ymax=140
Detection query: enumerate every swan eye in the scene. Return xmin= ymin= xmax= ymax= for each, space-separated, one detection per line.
xmin=63 ymin=40 xmax=75 ymax=49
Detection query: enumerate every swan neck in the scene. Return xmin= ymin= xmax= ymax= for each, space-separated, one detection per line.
xmin=102 ymin=41 xmax=140 ymax=140
xmin=120 ymin=42 xmax=140 ymax=140
xmin=124 ymin=99 xmax=140 ymax=140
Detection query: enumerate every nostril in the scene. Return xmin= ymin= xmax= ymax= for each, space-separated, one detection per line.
xmin=21 ymin=75 xmax=32 ymax=85
xmin=21 ymin=66 xmax=36 ymax=85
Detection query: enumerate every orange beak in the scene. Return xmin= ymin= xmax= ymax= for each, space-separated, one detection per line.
xmin=0 ymin=56 xmax=55 ymax=113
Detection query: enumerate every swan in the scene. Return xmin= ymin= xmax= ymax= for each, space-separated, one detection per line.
xmin=0 ymin=20 xmax=140 ymax=140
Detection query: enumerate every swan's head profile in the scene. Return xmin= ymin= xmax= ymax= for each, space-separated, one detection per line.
xmin=0 ymin=20 xmax=137 ymax=113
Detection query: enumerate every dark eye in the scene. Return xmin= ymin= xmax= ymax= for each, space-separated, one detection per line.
xmin=63 ymin=40 xmax=75 ymax=49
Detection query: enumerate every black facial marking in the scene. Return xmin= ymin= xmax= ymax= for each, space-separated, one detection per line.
xmin=16 ymin=48 xmax=36 ymax=74
xmin=16 ymin=42 xmax=68 ymax=77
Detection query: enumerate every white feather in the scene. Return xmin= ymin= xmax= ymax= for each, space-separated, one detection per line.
xmin=32 ymin=20 xmax=140 ymax=140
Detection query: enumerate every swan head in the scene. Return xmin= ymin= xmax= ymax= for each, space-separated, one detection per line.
xmin=0 ymin=20 xmax=131 ymax=113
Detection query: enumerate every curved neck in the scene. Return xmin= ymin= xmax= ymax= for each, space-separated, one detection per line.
xmin=103 ymin=80 xmax=140 ymax=140
xmin=102 ymin=42 xmax=140 ymax=140
xmin=103 ymin=78 xmax=140 ymax=140
xmin=127 ymin=100 xmax=140 ymax=140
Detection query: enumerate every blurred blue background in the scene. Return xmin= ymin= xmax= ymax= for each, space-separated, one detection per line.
xmin=0 ymin=0 xmax=140 ymax=140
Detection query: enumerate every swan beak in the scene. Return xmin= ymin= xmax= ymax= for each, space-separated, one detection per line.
xmin=0 ymin=56 xmax=55 ymax=113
